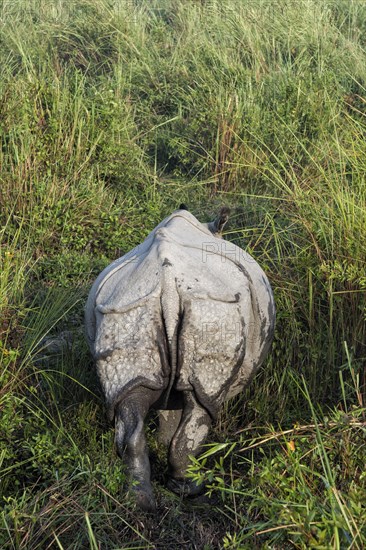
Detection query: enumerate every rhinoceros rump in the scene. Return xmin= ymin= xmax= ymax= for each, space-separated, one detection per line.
xmin=85 ymin=206 xmax=275 ymax=510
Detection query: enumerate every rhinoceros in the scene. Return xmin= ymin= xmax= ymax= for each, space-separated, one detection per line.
xmin=85 ymin=205 xmax=275 ymax=511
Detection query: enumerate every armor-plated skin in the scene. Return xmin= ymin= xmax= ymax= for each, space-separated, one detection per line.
xmin=85 ymin=207 xmax=275 ymax=511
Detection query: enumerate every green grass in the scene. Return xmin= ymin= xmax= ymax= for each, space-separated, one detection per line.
xmin=1 ymin=0 xmax=365 ymax=548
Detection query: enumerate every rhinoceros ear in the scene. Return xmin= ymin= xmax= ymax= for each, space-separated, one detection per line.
xmin=179 ymin=203 xmax=189 ymax=211
xmin=210 ymin=207 xmax=230 ymax=234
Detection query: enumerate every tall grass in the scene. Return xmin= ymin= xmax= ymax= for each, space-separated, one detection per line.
xmin=188 ymin=371 xmax=366 ymax=549
xmin=1 ymin=0 xmax=365 ymax=548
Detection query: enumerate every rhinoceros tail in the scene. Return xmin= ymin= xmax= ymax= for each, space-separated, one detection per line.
xmin=160 ymin=267 xmax=181 ymax=407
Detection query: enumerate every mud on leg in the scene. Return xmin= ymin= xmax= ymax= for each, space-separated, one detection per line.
xmin=115 ymin=387 xmax=162 ymax=511
xmin=167 ymin=391 xmax=211 ymax=496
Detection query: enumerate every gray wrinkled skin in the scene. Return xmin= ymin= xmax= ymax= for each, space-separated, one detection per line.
xmin=85 ymin=207 xmax=275 ymax=511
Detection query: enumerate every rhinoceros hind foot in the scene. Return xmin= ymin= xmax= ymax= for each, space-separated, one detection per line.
xmin=130 ymin=484 xmax=157 ymax=513
xmin=167 ymin=477 xmax=204 ymax=497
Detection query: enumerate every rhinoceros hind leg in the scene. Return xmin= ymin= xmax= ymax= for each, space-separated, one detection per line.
xmin=167 ymin=392 xmax=211 ymax=496
xmin=157 ymin=409 xmax=182 ymax=446
xmin=115 ymin=388 xmax=162 ymax=512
